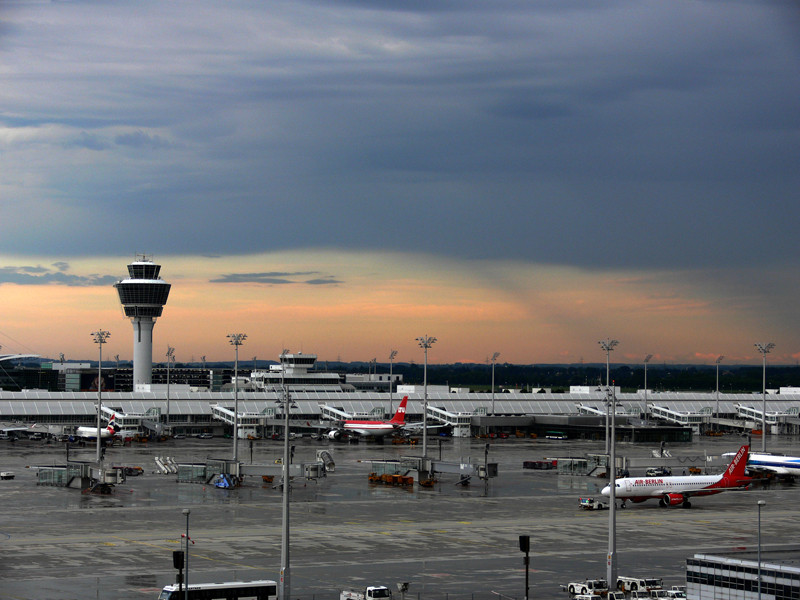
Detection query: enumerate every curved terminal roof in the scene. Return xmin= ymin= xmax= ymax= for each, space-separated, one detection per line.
xmin=1 ymin=390 xmax=798 ymax=420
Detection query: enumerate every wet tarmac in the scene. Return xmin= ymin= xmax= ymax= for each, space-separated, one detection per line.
xmin=0 ymin=435 xmax=797 ymax=600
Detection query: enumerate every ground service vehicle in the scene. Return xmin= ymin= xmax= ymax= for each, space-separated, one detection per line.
xmin=340 ymin=586 xmax=393 ymax=600
xmin=617 ymin=577 xmax=663 ymax=592
xmin=646 ymin=467 xmax=672 ymax=476
xmin=574 ymin=595 xmax=602 ymax=600
xmin=157 ymin=579 xmax=277 ymax=599
xmin=665 ymin=591 xmax=686 ymax=599
xmin=579 ymin=497 xmax=607 ymax=510
xmin=607 ymin=592 xmax=626 ymax=600
xmin=650 ymin=591 xmax=670 ymax=600
xmin=567 ymin=580 xmax=609 ymax=595
xmin=630 ymin=592 xmax=652 ymax=600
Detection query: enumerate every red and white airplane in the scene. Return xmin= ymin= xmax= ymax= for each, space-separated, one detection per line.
xmin=328 ymin=397 xmax=408 ymax=439
xmin=601 ymin=444 xmax=751 ymax=508
xmin=76 ymin=414 xmax=120 ymax=440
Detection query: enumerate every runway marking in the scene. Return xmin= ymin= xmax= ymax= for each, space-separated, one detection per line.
xmin=109 ymin=536 xmax=258 ymax=570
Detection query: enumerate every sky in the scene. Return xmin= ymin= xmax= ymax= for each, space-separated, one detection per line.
xmin=1 ymin=0 xmax=799 ymax=367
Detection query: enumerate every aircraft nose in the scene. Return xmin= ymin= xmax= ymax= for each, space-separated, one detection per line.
xmin=600 ymin=485 xmax=610 ymax=496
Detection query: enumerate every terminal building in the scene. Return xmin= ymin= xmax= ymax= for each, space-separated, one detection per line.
xmin=2 ymin=352 xmax=800 ymax=441
xmin=3 ymin=256 xmax=800 ymax=441
xmin=687 ymin=549 xmax=800 ymax=600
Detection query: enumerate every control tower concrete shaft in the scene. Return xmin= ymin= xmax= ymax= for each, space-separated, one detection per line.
xmin=114 ymin=256 xmax=171 ymax=388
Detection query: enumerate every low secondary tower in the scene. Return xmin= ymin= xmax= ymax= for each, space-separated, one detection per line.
xmin=114 ymin=255 xmax=171 ymax=388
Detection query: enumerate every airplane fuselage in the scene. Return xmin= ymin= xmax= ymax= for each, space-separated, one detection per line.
xmin=603 ymin=474 xmax=727 ymax=503
xmin=602 ymin=445 xmax=750 ymax=507
xmin=342 ymin=422 xmax=397 ymax=437
xmin=747 ymin=453 xmax=800 ymax=476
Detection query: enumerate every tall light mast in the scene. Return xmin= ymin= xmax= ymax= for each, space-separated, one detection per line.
xmin=91 ymin=329 xmax=110 ymax=465
xmin=416 ymin=335 xmax=437 ymax=460
xmin=598 ymin=339 xmax=618 ymax=454
xmin=643 ymin=354 xmax=653 ymax=423
xmin=388 ymin=350 xmax=398 ymax=413
xmin=490 ymin=352 xmax=500 ymax=416
xmin=114 ymin=255 xmax=171 ymax=388
xmin=228 ymin=333 xmax=247 ymax=463
xmin=754 ymin=343 xmax=775 ymax=453
xmin=715 ymin=355 xmax=724 ymax=432
xmin=166 ymin=346 xmax=175 ymax=432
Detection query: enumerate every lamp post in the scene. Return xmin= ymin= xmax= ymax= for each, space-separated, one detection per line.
xmin=598 ymin=339 xmax=618 ymax=454
xmin=276 ymin=359 xmax=296 ymax=600
xmin=388 ymin=350 xmax=398 ymax=413
xmin=166 ymin=346 xmax=175 ymax=434
xmin=416 ymin=335 xmax=437 ymax=460
xmin=227 ymin=333 xmax=247 ymax=463
xmin=754 ymin=343 xmax=774 ymax=453
xmin=91 ymin=329 xmax=111 ymax=465
xmin=607 ymin=386 xmax=618 ymax=588
xmin=643 ymin=354 xmax=652 ymax=423
xmin=490 ymin=352 xmax=500 ymax=416
xmin=715 ymin=355 xmax=724 ymax=432
xmin=182 ymin=508 xmax=190 ymax=600
xmin=519 ymin=535 xmax=530 ymax=600
xmin=757 ymin=500 xmax=765 ymax=600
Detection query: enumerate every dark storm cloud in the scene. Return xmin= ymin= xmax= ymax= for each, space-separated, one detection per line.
xmin=0 ymin=265 xmax=117 ymax=286
xmin=115 ymin=130 xmax=173 ymax=150
xmin=210 ymin=272 xmax=341 ymax=286
xmin=0 ymin=0 xmax=798 ymax=272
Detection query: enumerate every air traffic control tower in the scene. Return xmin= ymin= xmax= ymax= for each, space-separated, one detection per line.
xmin=114 ymin=255 xmax=171 ymax=388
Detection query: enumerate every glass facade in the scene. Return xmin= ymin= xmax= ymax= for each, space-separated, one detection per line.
xmin=687 ymin=554 xmax=800 ymax=600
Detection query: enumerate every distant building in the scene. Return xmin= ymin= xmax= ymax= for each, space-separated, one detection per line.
xmin=570 ymin=385 xmax=622 ymax=394
xmin=687 ymin=549 xmax=800 ymax=600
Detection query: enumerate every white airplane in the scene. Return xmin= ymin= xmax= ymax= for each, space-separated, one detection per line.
xmin=729 ymin=451 xmax=800 ymax=477
xmin=328 ymin=397 xmax=409 ymax=439
xmin=601 ymin=445 xmax=751 ymax=508
xmin=76 ymin=415 xmax=120 ymax=440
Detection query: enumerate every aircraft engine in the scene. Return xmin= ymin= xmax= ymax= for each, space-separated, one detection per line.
xmin=663 ymin=493 xmax=685 ymax=506
xmin=327 ymin=429 xmax=342 ymax=440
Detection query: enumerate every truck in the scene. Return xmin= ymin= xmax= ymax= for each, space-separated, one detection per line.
xmin=566 ymin=579 xmax=609 ymax=595
xmin=579 ymin=497 xmax=608 ymax=511
xmin=616 ymin=577 xmax=664 ymax=592
xmin=341 ymin=586 xmax=393 ymax=600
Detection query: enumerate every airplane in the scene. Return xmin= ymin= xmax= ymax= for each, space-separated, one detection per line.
xmin=327 ymin=397 xmax=409 ymax=439
xmin=75 ymin=415 xmax=120 ymax=440
xmin=724 ymin=451 xmax=800 ymax=477
xmin=601 ymin=444 xmax=751 ymax=508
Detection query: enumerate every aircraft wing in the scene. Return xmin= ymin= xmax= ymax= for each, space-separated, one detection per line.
xmin=748 ymin=464 xmax=790 ymax=475
xmin=400 ymin=421 xmax=447 ymax=431
xmin=0 ymin=423 xmax=36 ymax=432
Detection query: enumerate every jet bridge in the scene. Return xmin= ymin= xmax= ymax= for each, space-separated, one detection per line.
xmin=367 ymin=455 xmax=498 ymax=486
xmin=426 ymin=406 xmax=472 ymax=437
xmin=319 ymin=404 xmax=351 ymax=421
xmin=649 ymin=405 xmax=705 ymax=432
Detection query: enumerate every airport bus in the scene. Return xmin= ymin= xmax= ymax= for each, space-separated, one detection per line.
xmin=158 ymin=580 xmax=277 ymax=600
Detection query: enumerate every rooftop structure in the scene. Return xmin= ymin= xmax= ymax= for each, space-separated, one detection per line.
xmin=247 ymin=352 xmax=349 ymax=392
xmin=114 ymin=255 xmax=171 ymax=388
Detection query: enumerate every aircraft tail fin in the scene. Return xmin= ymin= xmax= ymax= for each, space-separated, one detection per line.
xmin=721 ymin=444 xmax=750 ymax=485
xmin=108 ymin=414 xmax=120 ymax=433
xmin=389 ymin=396 xmax=408 ymax=424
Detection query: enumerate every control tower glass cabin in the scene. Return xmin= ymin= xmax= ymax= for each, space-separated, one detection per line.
xmin=114 ymin=257 xmax=171 ymax=388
